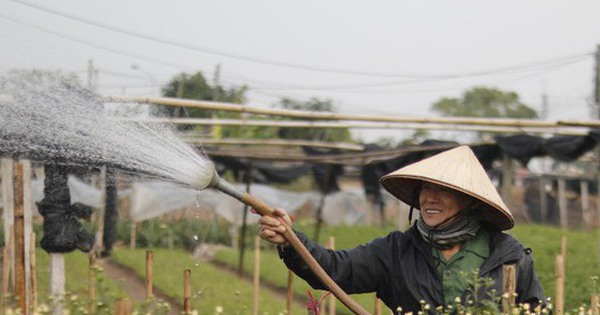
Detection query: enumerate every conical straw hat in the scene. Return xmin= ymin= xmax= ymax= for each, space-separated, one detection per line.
xmin=380 ymin=146 xmax=514 ymax=230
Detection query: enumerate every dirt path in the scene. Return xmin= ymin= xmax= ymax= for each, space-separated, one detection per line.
xmin=97 ymin=258 xmax=182 ymax=315
xmin=98 ymin=249 xmax=306 ymax=315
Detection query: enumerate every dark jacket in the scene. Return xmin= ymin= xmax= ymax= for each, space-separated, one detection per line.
xmin=279 ymin=225 xmax=545 ymax=314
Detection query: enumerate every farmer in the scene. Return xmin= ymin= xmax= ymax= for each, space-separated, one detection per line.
xmin=259 ymin=146 xmax=546 ymax=314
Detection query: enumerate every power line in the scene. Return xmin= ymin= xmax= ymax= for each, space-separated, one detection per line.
xmin=10 ymin=0 xmax=595 ymax=79
xmin=3 ymin=9 xmax=592 ymax=98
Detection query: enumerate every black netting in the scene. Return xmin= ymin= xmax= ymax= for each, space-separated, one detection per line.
xmin=37 ymin=164 xmax=95 ymax=253
xmin=543 ymin=135 xmax=597 ymax=161
xmin=495 ymin=135 xmax=545 ymax=166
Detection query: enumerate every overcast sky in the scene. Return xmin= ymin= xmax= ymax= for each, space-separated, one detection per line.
xmin=1 ymin=0 xmax=599 ymax=142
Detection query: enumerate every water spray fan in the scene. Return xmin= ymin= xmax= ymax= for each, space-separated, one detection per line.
xmin=193 ymin=164 xmax=370 ymax=315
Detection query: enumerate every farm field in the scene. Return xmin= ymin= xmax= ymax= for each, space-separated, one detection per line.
xmin=10 ymin=222 xmax=596 ymax=314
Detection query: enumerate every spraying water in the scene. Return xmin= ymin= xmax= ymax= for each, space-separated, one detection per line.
xmin=0 ymin=77 xmax=370 ymax=314
xmin=0 ymin=80 xmax=215 ymax=189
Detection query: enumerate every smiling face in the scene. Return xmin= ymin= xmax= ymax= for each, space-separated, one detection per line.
xmin=418 ymin=182 xmax=475 ymax=227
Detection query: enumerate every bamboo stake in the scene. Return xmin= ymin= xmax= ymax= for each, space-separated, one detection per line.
xmin=130 ymin=222 xmax=137 ymax=249
xmin=88 ymin=251 xmax=96 ymax=315
xmin=501 ymin=154 xmax=514 ymax=210
xmin=114 ymin=298 xmax=133 ymax=315
xmin=183 ymin=269 xmax=191 ymax=314
xmin=21 ymin=160 xmax=32 ymax=315
xmin=502 ymin=264 xmax=516 ymax=314
xmin=109 ymin=96 xmax=600 ymax=129
xmin=561 ymin=236 xmax=567 ymax=265
xmin=581 ymin=181 xmax=590 ymax=230
xmin=286 ymin=270 xmax=294 ymax=315
xmin=13 ymin=162 xmax=26 ymax=315
xmin=591 ymin=294 xmax=599 ymax=315
xmin=555 ymin=255 xmax=565 ymax=315
xmin=374 ymin=298 xmax=382 ymax=315
xmin=95 ymin=166 xmax=107 ymax=256
xmin=253 ymin=237 xmax=261 ymax=315
xmin=558 ymin=179 xmax=568 ymax=229
xmin=146 ymin=251 xmax=153 ymax=300
xmin=50 ymin=254 xmax=65 ymax=315
xmin=1 ymin=159 xmax=15 ymax=292
xmin=539 ymin=177 xmax=548 ymax=223
xmin=327 ymin=237 xmax=336 ymax=315
xmin=1 ymin=226 xmax=13 ymax=313
xmin=29 ymin=233 xmax=36 ymax=315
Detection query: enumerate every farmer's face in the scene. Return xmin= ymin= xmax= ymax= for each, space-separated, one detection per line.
xmin=418 ymin=182 xmax=473 ymax=227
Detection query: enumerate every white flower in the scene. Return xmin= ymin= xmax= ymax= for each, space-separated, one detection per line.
xmin=215 ymin=306 xmax=224 ymax=314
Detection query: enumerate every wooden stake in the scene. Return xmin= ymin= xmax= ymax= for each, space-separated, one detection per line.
xmin=1 ymin=159 xmax=15 ymax=293
xmin=95 ymin=166 xmax=107 ymax=256
xmin=539 ymin=177 xmax=548 ymax=223
xmin=555 ymin=255 xmax=565 ymax=315
xmin=183 ymin=269 xmax=191 ymax=314
xmin=130 ymin=222 xmax=137 ymax=249
xmin=1 ymin=226 xmax=13 ymax=313
xmin=146 ymin=251 xmax=153 ymax=300
xmin=286 ymin=270 xmax=294 ymax=315
xmin=557 ymin=178 xmax=568 ymax=229
xmin=253 ymin=237 xmax=261 ymax=315
xmin=591 ymin=294 xmax=600 ymax=315
xmin=50 ymin=254 xmax=65 ymax=315
xmin=561 ymin=236 xmax=567 ymax=266
xmin=502 ymin=264 xmax=516 ymax=313
xmin=1 ymin=159 xmax=14 ymax=249
xmin=327 ymin=237 xmax=336 ymax=315
xmin=374 ymin=297 xmax=382 ymax=315
xmin=21 ymin=160 xmax=32 ymax=314
xmin=501 ymin=154 xmax=514 ymax=210
xmin=13 ymin=162 xmax=27 ymax=315
xmin=29 ymin=233 xmax=37 ymax=315
xmin=581 ymin=181 xmax=590 ymax=230
xmin=88 ymin=251 xmax=96 ymax=315
xmin=114 ymin=298 xmax=133 ymax=315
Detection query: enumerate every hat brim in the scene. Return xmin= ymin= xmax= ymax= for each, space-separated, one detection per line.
xmin=380 ymin=175 xmax=514 ymax=231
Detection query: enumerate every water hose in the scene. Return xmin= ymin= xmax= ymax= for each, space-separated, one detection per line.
xmin=209 ymin=174 xmax=371 ymax=315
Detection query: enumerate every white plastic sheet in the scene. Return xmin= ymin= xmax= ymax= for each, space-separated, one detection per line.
xmin=129 ymin=181 xmax=368 ymax=225
xmin=1 ymin=176 xmax=104 ymax=215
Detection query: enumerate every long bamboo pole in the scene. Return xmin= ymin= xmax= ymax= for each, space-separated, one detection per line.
xmin=183 ymin=137 xmax=365 ymax=151
xmin=115 ymin=116 xmax=591 ymax=135
xmin=109 ymin=96 xmax=600 ymax=128
xmin=204 ymin=142 xmax=471 ymax=165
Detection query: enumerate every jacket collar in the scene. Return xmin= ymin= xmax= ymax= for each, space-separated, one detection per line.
xmin=405 ymin=224 xmax=523 ymax=275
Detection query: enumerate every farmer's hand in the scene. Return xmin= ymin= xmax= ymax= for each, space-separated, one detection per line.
xmin=258 ymin=208 xmax=292 ymax=246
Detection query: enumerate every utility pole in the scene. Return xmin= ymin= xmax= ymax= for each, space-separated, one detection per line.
xmin=87 ymin=59 xmax=98 ymax=91
xmin=595 ymin=44 xmax=600 ymax=118
xmin=541 ymin=80 xmax=549 ymax=120
xmin=212 ymin=63 xmax=222 ymax=102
